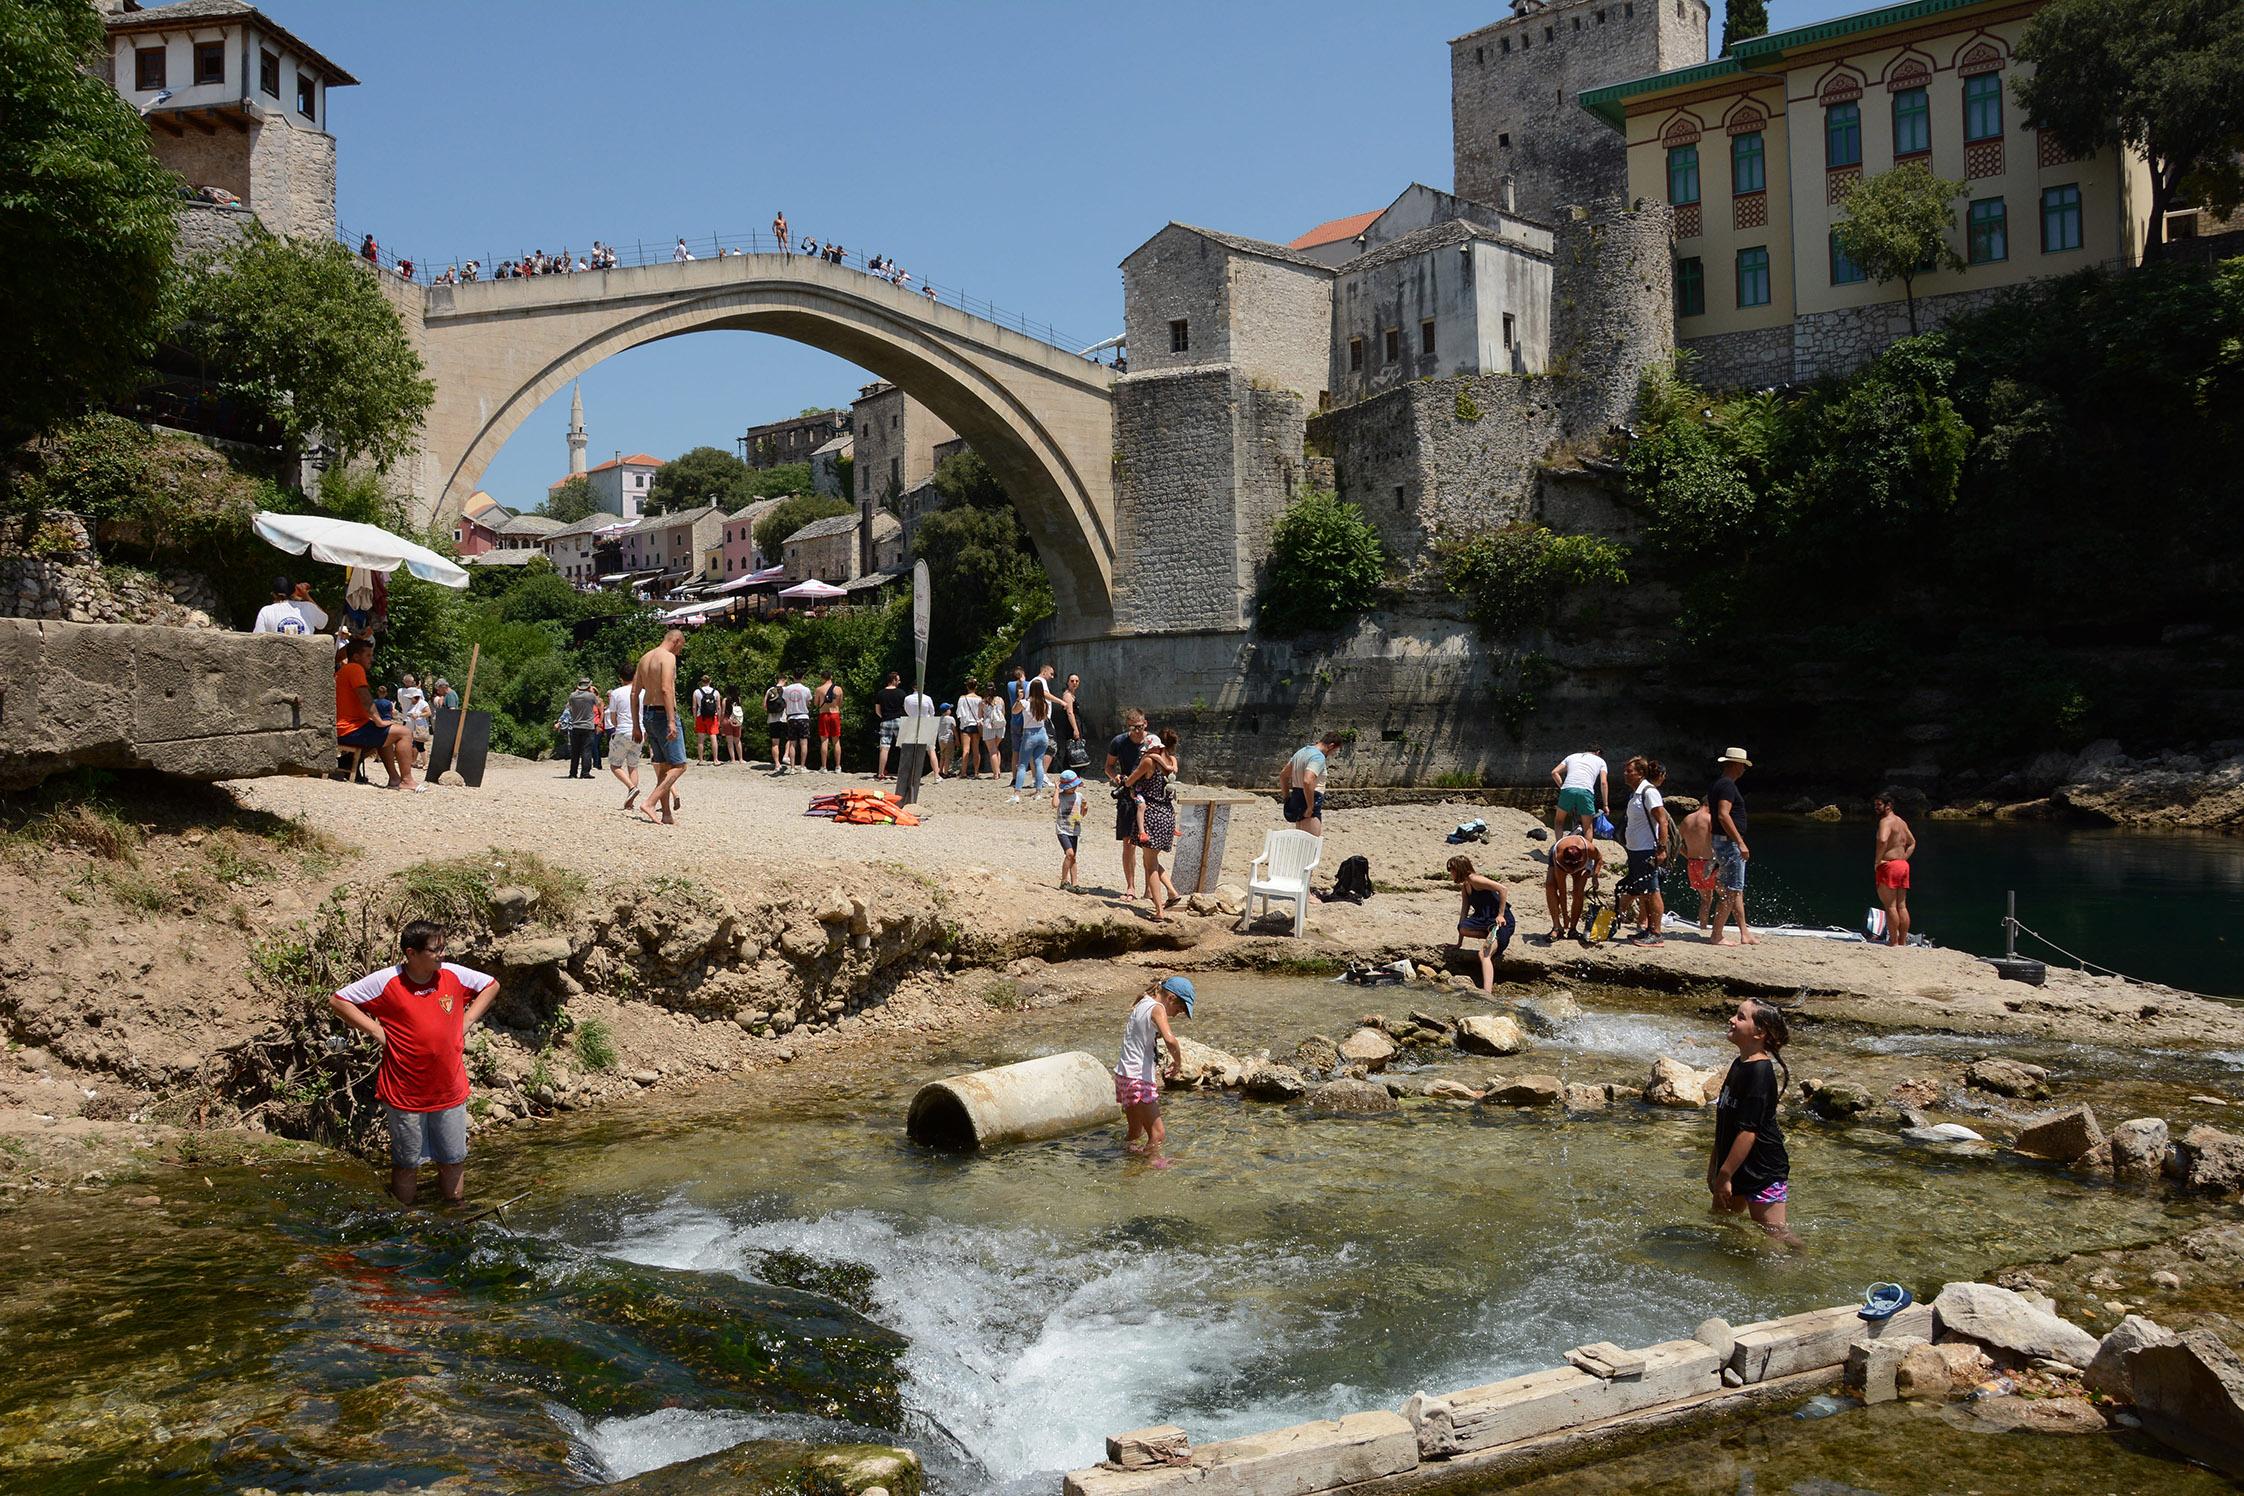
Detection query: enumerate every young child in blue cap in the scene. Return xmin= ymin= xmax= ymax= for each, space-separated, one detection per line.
xmin=1053 ymin=768 xmax=1089 ymax=890
xmin=1115 ymin=975 xmax=1195 ymax=1159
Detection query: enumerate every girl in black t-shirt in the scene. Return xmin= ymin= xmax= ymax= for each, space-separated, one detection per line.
xmin=1709 ymin=998 xmax=1802 ymax=1247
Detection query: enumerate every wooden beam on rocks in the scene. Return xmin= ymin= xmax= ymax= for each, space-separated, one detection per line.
xmin=1727 ymin=1302 xmax=1933 ymax=1383
xmin=1105 ymin=1425 xmax=1190 ymax=1470
xmin=1064 ymin=1412 xmax=1416 ymax=1496
xmin=1565 ymin=1342 xmax=1647 ymax=1379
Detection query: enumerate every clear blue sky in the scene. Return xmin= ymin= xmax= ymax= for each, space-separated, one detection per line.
xmin=291 ymin=1 xmax=1857 ymax=506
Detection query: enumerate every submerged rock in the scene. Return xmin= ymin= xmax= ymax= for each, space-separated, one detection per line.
xmin=1241 ymin=1061 xmax=1309 ymax=1101
xmin=1481 ymin=1074 xmax=1563 ymax=1108
xmin=1801 ymin=1078 xmax=1874 ymax=1119
xmin=1293 ymin=1034 xmax=1341 ymax=1073
xmin=1561 ymin=1082 xmax=1613 ymax=1113
xmin=1163 ymin=1036 xmax=1246 ymax=1089
xmin=605 ymin=1440 xmax=922 ymax=1495
xmin=1455 ymin=1014 xmax=1526 ymax=1056
xmin=1338 ymin=1027 xmax=1398 ymax=1071
xmin=1932 ymin=1281 xmax=2100 ymax=1368
xmin=1964 ymin=1057 xmax=2050 ymax=1100
xmin=1301 ymin=1078 xmax=1400 ymax=1116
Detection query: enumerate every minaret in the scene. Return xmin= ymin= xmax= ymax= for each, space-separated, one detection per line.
xmin=567 ymin=383 xmax=588 ymax=476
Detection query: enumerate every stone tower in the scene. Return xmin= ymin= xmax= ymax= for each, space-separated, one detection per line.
xmin=566 ymin=383 xmax=588 ymax=477
xmin=1450 ymin=0 xmax=1708 ymax=220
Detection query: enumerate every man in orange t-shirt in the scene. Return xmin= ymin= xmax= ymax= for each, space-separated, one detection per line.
xmin=336 ymin=637 xmax=423 ymax=791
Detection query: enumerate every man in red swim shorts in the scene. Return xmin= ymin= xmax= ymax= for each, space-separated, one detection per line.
xmin=1872 ymin=789 xmax=1917 ymax=947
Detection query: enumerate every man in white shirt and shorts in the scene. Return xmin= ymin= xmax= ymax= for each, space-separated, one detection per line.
xmin=605 ymin=665 xmax=642 ymax=809
xmin=1550 ymin=743 xmax=1610 ymax=836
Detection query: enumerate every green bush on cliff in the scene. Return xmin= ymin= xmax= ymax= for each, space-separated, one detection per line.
xmin=1439 ymin=524 xmax=1628 ymax=638
xmin=1259 ymin=488 xmax=1386 ymax=636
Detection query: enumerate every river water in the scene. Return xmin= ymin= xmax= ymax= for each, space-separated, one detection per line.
xmin=1711 ymin=815 xmax=2244 ymax=997
xmin=3 ymin=976 xmax=2235 ymax=1494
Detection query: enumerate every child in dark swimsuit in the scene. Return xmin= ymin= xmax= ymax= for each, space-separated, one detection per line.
xmin=1446 ymin=855 xmax=1515 ymax=994
xmin=1709 ymin=997 xmax=1802 ymax=1248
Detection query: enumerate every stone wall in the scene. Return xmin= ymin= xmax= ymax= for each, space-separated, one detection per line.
xmin=1111 ymin=368 xmax=1307 ymax=635
xmin=0 ymin=619 xmax=333 ymax=791
xmin=1227 ymin=254 xmax=1339 ymax=404
xmin=1680 ymin=325 xmax=1792 ymax=390
xmin=0 ymin=513 xmax=222 ymax=630
xmin=1547 ymin=207 xmax=1676 ymax=431
xmin=1450 ymin=0 xmax=1708 ymax=222
xmin=175 ymin=201 xmax=257 ymax=259
xmin=1122 ymin=226 xmax=1333 ymax=401
xmin=246 ymin=115 xmax=336 ymax=241
xmin=1789 ymin=284 xmax=2011 ymax=384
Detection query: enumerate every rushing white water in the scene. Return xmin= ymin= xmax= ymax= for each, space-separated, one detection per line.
xmin=555 ymin=1405 xmax=845 ymax=1482
xmin=1548 ymin=1011 xmax=1725 ymax=1065
xmin=599 ymin=1200 xmax=1351 ymax=1491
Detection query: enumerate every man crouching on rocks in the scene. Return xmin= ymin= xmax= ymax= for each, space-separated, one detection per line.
xmin=329 ymin=921 xmax=500 ymax=1207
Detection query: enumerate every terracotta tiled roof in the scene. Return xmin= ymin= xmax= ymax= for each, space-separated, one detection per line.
xmin=549 ymin=453 xmax=664 ymax=489
xmin=1288 ymin=210 xmax=1380 ymax=251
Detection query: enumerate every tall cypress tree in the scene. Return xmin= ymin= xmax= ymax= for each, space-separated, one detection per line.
xmin=1721 ymin=0 xmax=1769 ymax=54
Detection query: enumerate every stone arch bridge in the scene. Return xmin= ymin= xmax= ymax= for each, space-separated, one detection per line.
xmin=408 ymin=254 xmax=1118 ymax=623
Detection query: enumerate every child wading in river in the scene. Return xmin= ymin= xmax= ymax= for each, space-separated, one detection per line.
xmin=1445 ymin=855 xmax=1514 ymax=994
xmin=1053 ymin=768 xmax=1089 ymax=890
xmin=1115 ymin=975 xmax=1195 ymax=1159
xmin=1709 ymin=998 xmax=1803 ymax=1248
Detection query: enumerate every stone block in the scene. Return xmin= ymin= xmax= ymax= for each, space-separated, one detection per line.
xmin=0 ymin=620 xmax=332 ymax=790
xmin=2013 ymin=1105 xmax=2104 ymax=1163
xmin=1729 ymin=1302 xmax=1934 ymax=1383
xmin=1106 ymin=1425 xmax=1190 ymax=1470
xmin=1063 ymin=1411 xmax=1415 ymax=1496
xmin=1445 ymin=1340 xmax=1720 ymax=1452
xmin=1845 ymin=1333 xmax=1927 ymax=1405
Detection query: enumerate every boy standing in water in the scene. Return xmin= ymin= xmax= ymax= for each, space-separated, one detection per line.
xmin=1872 ymin=789 xmax=1917 ymax=947
xmin=1709 ymin=998 xmax=1801 ymax=1247
xmin=329 ymin=921 xmax=500 ymax=1207
xmin=1115 ymin=976 xmax=1195 ymax=1159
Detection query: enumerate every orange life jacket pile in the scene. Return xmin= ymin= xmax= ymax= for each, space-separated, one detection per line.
xmin=809 ymin=789 xmax=920 ymax=827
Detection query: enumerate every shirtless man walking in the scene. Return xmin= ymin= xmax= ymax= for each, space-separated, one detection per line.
xmin=1872 ymin=789 xmax=1917 ymax=947
xmin=1679 ymin=801 xmax=1717 ymax=935
xmin=631 ymin=628 xmax=690 ymax=824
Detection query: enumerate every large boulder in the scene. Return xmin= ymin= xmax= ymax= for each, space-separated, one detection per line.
xmin=2127 ymin=1329 xmax=2244 ymax=1478
xmin=1964 ymin=1057 xmax=2049 ymax=1100
xmin=2110 ymin=1118 xmax=2171 ymax=1183
xmin=1455 ymin=1015 xmax=1527 ymax=1056
xmin=2086 ymin=1314 xmax=2179 ymax=1401
xmin=1644 ymin=1056 xmax=1720 ymax=1108
xmin=2174 ymin=1124 xmax=2244 ymax=1196
xmin=1931 ymin=1281 xmax=2100 ymax=1368
xmin=2013 ymin=1105 xmax=2105 ymax=1164
xmin=1240 ymin=1061 xmax=1309 ymax=1101
xmin=1481 ymin=1074 xmax=1563 ymax=1108
xmin=1338 ymin=1027 xmax=1399 ymax=1071
xmin=1163 ymin=1036 xmax=1246 ymax=1089
xmin=1301 ymin=1078 xmax=1400 ymax=1116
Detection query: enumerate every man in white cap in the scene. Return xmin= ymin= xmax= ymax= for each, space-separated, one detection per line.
xmin=1708 ymin=748 xmax=1757 ymax=947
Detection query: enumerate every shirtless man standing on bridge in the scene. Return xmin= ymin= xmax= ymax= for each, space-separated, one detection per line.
xmin=631 ymin=629 xmax=690 ymax=825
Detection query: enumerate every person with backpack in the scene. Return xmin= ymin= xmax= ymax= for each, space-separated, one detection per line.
xmin=690 ymin=676 xmax=722 ymax=764
xmin=763 ymin=675 xmax=788 ymax=772
xmin=1620 ymin=757 xmax=1672 ymax=946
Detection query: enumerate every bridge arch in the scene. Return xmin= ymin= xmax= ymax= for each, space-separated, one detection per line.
xmin=412 ymin=255 xmax=1117 ymax=624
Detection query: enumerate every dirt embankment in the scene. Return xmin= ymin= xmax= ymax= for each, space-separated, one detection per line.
xmin=4 ymin=761 xmax=2239 ymax=1191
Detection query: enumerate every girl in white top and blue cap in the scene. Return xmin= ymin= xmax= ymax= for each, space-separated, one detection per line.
xmin=1115 ymin=976 xmax=1196 ymax=1160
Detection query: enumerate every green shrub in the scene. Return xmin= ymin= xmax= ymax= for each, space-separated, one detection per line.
xmin=1438 ymin=524 xmax=1628 ymax=637
xmin=574 ymin=1018 xmax=617 ymax=1073
xmin=1454 ymin=389 xmax=1483 ymax=423
xmin=1258 ymin=489 xmax=1386 ymax=636
xmin=753 ymin=494 xmax=852 ymax=558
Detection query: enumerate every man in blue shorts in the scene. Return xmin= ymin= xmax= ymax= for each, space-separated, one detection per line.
xmin=1279 ymin=730 xmax=1344 ymax=837
xmin=631 ymin=628 xmax=690 ymax=825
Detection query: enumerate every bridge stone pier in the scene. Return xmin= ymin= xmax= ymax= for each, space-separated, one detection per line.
xmin=409 ymin=254 xmax=1120 ymax=626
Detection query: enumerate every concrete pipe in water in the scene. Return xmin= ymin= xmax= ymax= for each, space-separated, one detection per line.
xmin=906 ymin=1051 xmax=1122 ymax=1150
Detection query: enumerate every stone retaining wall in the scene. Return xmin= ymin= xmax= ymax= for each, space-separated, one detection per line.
xmin=0 ymin=512 xmax=223 ymax=629
xmin=0 ymin=619 xmax=333 ymax=791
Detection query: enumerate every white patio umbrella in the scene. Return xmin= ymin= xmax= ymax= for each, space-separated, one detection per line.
xmin=777 ymin=578 xmax=848 ymax=601
xmin=251 ymin=511 xmax=470 ymax=589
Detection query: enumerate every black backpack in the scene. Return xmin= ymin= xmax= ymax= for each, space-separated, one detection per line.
xmin=1329 ymin=855 xmax=1373 ymax=903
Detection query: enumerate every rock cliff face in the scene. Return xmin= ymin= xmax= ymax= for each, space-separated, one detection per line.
xmin=2052 ymin=745 xmax=2244 ymax=832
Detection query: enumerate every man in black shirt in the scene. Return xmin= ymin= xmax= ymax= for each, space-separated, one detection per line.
xmin=873 ymin=672 xmax=906 ymax=780
xmin=1104 ymin=709 xmax=1150 ymax=899
xmin=1708 ymin=747 xmax=1757 ymax=947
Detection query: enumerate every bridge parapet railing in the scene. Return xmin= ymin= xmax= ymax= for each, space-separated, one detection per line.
xmin=337 ymin=223 xmax=1112 ymax=362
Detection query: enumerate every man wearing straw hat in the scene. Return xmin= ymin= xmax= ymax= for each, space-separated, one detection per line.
xmin=1708 ymin=747 xmax=1758 ymax=947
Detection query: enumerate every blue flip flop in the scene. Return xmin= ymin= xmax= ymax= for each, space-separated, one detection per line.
xmin=1858 ymin=1283 xmax=1914 ymax=1321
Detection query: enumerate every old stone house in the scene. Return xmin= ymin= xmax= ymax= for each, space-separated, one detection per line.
xmin=781 ymin=511 xmax=903 ymax=585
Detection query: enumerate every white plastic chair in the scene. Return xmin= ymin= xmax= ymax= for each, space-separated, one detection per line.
xmin=1245 ymin=830 xmax=1323 ymax=936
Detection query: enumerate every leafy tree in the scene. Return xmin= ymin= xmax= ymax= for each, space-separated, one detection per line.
xmin=647 ymin=444 xmax=752 ymax=513
xmin=540 ymin=475 xmax=599 ymax=523
xmin=1720 ymin=0 xmax=1768 ymax=53
xmin=1832 ymin=165 xmax=1966 ymax=333
xmin=0 ymin=0 xmax=182 ymax=447
xmin=743 ymin=461 xmax=813 ymax=500
xmin=176 ymin=231 xmax=433 ymax=468
xmin=931 ymin=449 xmax=1010 ymax=511
xmin=2017 ymin=0 xmax=2244 ymax=257
xmin=754 ymin=494 xmax=852 ymax=558
xmin=1258 ymin=489 xmax=1386 ymax=636
xmin=833 ymin=452 xmax=855 ymax=500
xmin=1787 ymin=339 xmax=1971 ymax=535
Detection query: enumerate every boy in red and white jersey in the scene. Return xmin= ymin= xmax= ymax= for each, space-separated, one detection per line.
xmin=330 ymin=920 xmax=501 ymax=1206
